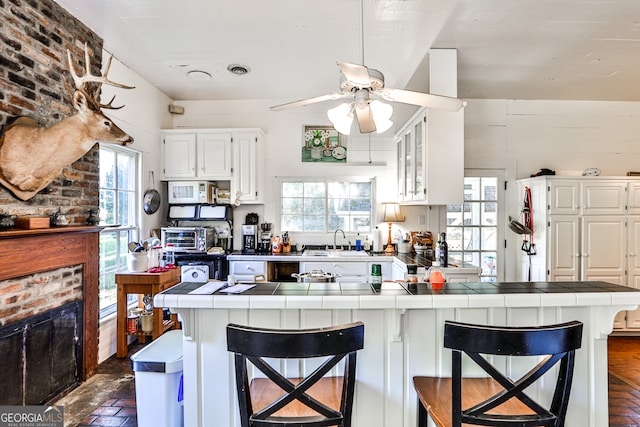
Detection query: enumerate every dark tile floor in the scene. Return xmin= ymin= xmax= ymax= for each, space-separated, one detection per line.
xmin=54 ymin=342 xmax=144 ymax=427
xmin=57 ymin=336 xmax=640 ymax=426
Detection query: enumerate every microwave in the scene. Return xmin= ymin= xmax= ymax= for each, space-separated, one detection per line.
xmin=168 ymin=181 xmax=215 ymax=204
xmin=161 ymin=227 xmax=216 ymax=253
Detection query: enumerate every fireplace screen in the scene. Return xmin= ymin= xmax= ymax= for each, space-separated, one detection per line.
xmin=0 ymin=301 xmax=82 ymax=404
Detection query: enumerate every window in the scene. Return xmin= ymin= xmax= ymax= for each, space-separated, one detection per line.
xmin=446 ymin=172 xmax=505 ymax=282
xmin=281 ymin=179 xmax=373 ymax=232
xmin=98 ymin=145 xmax=140 ymax=317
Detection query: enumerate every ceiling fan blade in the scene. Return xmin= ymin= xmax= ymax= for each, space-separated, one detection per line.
xmin=379 ymin=88 xmax=465 ymax=112
xmin=354 ymin=104 xmax=377 ymax=133
xmin=270 ymin=93 xmax=348 ymax=111
xmin=337 ymin=61 xmax=371 ymax=87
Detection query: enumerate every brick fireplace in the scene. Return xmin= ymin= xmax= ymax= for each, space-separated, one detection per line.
xmin=0 ymin=226 xmax=100 ymax=404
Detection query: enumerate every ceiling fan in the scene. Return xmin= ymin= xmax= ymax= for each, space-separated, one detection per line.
xmin=270 ymin=61 xmax=465 ymax=134
xmin=270 ymin=0 xmax=464 ymax=135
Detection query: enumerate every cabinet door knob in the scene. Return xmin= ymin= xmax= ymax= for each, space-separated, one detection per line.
xmin=246 ymin=266 xmax=253 ymax=271
xmin=631 ymin=253 xmax=637 ymax=257
xmin=583 ymin=253 xmax=589 ymax=257
xmin=575 ymin=253 xmax=581 ymax=257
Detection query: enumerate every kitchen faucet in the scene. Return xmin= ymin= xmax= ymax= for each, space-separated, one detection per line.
xmin=334 ymin=229 xmax=345 ymax=250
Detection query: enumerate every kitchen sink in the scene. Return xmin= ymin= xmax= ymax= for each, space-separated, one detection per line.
xmin=303 ymin=249 xmax=370 ymax=257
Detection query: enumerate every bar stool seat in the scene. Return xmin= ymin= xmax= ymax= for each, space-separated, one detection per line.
xmin=227 ymin=321 xmax=364 ymax=427
xmin=413 ymin=320 xmax=583 ymax=427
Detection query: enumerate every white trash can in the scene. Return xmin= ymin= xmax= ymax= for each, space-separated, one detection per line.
xmin=130 ymin=330 xmax=184 ymax=427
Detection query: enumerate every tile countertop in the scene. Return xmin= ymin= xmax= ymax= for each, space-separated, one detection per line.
xmin=155 ymin=280 xmax=640 ymax=310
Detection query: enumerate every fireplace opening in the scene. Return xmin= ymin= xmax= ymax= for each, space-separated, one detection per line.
xmin=0 ymin=300 xmax=83 ymax=405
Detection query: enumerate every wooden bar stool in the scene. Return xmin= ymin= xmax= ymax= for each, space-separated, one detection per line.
xmin=227 ymin=321 xmax=364 ymax=427
xmin=413 ymin=320 xmax=583 ymax=427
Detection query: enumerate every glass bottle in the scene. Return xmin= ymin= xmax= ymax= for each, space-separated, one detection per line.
xmin=439 ymin=232 xmax=448 ymax=267
xmin=370 ymin=263 xmax=382 ymax=289
xmin=165 ymin=243 xmax=175 ymax=266
xmin=427 ymin=260 xmax=446 ymax=288
xmin=407 ymin=264 xmax=419 ymax=283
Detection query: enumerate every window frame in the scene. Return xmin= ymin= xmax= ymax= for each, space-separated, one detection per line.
xmin=98 ymin=144 xmax=142 ymax=318
xmin=278 ymin=177 xmax=376 ymax=235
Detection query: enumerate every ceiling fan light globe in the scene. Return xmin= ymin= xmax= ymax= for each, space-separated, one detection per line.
xmin=374 ymin=118 xmax=393 ymax=133
xmin=370 ymin=100 xmax=393 ymax=120
xmin=328 ymin=103 xmax=354 ymax=135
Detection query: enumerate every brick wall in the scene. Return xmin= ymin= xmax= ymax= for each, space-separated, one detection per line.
xmin=0 ymin=264 xmax=83 ymax=327
xmin=0 ymin=0 xmax=102 ymax=223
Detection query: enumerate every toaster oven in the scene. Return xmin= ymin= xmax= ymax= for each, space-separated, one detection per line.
xmin=161 ymin=227 xmax=216 ymax=253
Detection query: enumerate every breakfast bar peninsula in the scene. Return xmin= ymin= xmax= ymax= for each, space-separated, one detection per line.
xmin=154 ymin=280 xmax=640 ymax=427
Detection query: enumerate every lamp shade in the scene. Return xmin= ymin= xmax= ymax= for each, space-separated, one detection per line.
xmin=382 ymin=202 xmax=404 ymax=222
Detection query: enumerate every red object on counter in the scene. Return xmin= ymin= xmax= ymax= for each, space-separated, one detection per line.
xmin=146 ymin=264 xmax=177 ymax=273
xmin=429 ymin=271 xmax=445 ymax=289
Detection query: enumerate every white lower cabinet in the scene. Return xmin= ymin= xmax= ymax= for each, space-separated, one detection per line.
xmin=229 ymin=261 xmax=266 ymax=282
xmin=301 ymin=260 xmax=391 ymax=282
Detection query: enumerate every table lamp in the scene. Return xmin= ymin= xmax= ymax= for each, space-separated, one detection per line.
xmin=382 ymin=202 xmax=404 ymax=254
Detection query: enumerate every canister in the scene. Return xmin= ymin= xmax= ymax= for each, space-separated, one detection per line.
xmin=127 ymin=315 xmax=139 ymax=334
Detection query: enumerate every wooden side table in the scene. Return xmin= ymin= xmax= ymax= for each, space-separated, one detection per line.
xmin=116 ymin=268 xmax=181 ymax=358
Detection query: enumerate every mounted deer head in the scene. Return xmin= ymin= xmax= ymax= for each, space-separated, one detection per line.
xmin=0 ymin=43 xmax=134 ymax=201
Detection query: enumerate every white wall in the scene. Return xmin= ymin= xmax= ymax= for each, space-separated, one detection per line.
xmin=100 ymin=50 xmax=174 ymax=239
xmin=98 ymin=52 xmax=173 ymax=363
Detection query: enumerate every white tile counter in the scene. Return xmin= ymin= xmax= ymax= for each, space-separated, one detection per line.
xmin=154 ymin=280 xmax=640 ymax=427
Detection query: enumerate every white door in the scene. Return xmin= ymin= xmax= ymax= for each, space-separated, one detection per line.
xmin=162 ymin=133 xmax=196 ymax=178
xmin=412 ymin=116 xmax=425 ymax=202
xmin=547 ymin=180 xmax=580 ymax=215
xmin=581 ymin=181 xmax=627 ymax=215
xmin=197 ymin=132 xmax=232 ymax=179
xmin=234 ymin=132 xmax=259 ymax=202
xmin=626 ymin=216 xmax=640 ymax=328
xmin=396 ymin=137 xmax=405 ymax=200
xmin=548 ymin=216 xmax=580 ymax=281
xmin=581 ymin=215 xmax=626 ymax=282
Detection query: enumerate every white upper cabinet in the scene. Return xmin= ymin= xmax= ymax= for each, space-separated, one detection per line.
xmin=628 ymin=182 xmax=640 ymax=215
xmin=197 ymin=132 xmax=233 ymax=179
xmin=547 ymin=180 xmax=581 ymax=215
xmin=161 ymin=128 xmax=265 ymax=204
xmin=233 ymin=131 xmax=264 ymax=204
xmin=547 ymin=178 xmax=627 ymax=215
xmin=395 ymin=107 xmax=463 ymax=205
xmin=161 ymin=132 xmax=197 ymax=179
xmin=581 ymin=181 xmax=627 ymax=215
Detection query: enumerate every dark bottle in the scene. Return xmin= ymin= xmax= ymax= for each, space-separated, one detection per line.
xmin=439 ymin=232 xmax=448 ymax=267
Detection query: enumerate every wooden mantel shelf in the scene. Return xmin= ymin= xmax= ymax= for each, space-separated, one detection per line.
xmin=0 ymin=225 xmax=102 ymax=379
xmin=0 ymin=225 xmax=103 ymax=239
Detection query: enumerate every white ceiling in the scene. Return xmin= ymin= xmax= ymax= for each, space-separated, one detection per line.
xmin=54 ymin=0 xmax=640 ymax=106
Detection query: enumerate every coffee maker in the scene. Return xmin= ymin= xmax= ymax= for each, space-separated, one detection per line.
xmin=258 ymin=223 xmax=272 ymax=253
xmin=241 ymin=225 xmax=257 ymax=253
xmin=242 ymin=213 xmax=259 ymax=254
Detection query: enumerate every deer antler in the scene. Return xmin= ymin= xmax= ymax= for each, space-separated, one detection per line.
xmin=67 ymin=43 xmax=134 ymax=110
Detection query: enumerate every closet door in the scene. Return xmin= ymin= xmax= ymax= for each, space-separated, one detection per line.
xmin=581 ymin=215 xmax=626 ymax=283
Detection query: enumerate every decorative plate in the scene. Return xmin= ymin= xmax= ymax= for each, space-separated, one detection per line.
xmin=332 ymin=146 xmax=346 ymax=160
